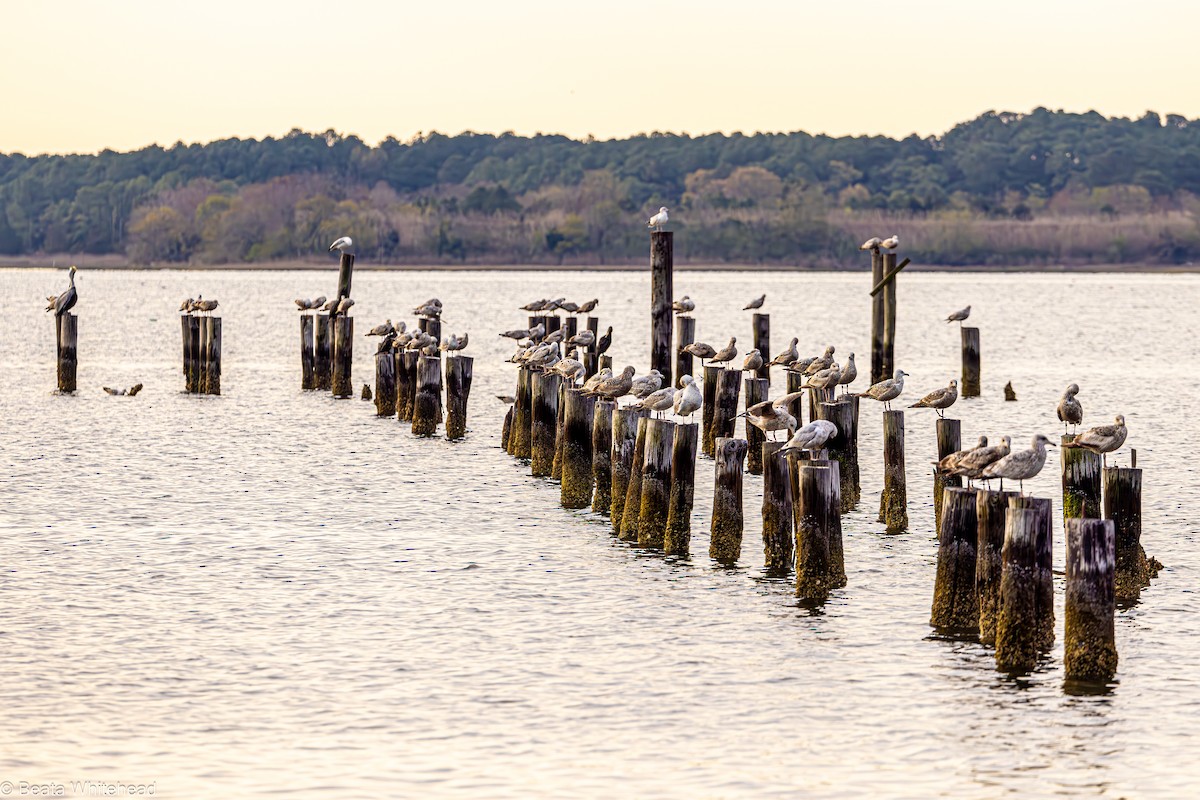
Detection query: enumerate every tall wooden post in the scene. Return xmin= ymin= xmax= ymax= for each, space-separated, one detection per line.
xmin=375 ymin=350 xmax=397 ymax=417
xmin=934 ymin=419 xmax=962 ymax=531
xmin=761 ymin=441 xmax=793 ymax=575
xmin=336 ymin=252 xmax=354 ymax=304
xmin=961 ymin=327 xmax=981 ymax=397
xmin=314 ymin=314 xmax=332 ymax=391
xmin=930 ymin=487 xmax=979 ymax=631
xmin=785 ymin=371 xmax=805 ymax=428
xmin=664 ymin=423 xmax=699 ymax=556
xmin=591 ymin=400 xmax=615 ymax=514
xmin=531 ymin=371 xmax=560 ymax=476
xmin=816 ymin=399 xmax=859 ymax=511
xmin=56 ymin=313 xmax=78 ymax=393
xmin=186 ymin=316 xmax=201 ymax=393
xmin=611 ymin=408 xmax=647 ymax=533
xmin=794 ymin=459 xmax=835 ymax=601
xmin=713 ymin=368 xmax=743 ymax=443
xmin=512 ymin=367 xmax=533 ymax=459
xmin=674 ymin=316 xmax=695 ymax=388
xmin=619 ymin=417 xmax=650 ymax=542
xmin=1062 ymin=434 xmax=1102 ymax=521
xmin=744 ymin=377 xmax=769 ymax=475
xmin=878 ymin=409 xmax=908 ymax=533
xmin=751 ymin=313 xmax=770 ymax=382
xmin=637 ymin=418 xmax=676 ymax=549
xmin=701 ymin=365 xmax=722 ymax=457
xmin=975 ymin=489 xmax=1015 ymax=646
xmin=650 ymin=231 xmax=673 ymax=388
xmin=331 ymin=317 xmax=353 ymax=398
xmin=444 ymin=355 xmax=473 ymax=440
xmin=561 ymin=389 xmax=595 ymax=509
xmin=411 ymin=355 xmax=442 ymax=436
xmin=204 ymin=317 xmax=222 ymax=395
xmin=710 ymin=437 xmax=749 ymax=564
xmin=1064 ymin=518 xmax=1118 ymax=683
xmin=1104 ymin=466 xmax=1158 ymax=601
xmin=397 ymin=351 xmax=418 ymax=422
xmin=881 ymin=252 xmax=897 ymax=378
xmin=870 ymin=248 xmax=885 ymax=384
xmin=300 ymin=315 xmax=315 ymax=390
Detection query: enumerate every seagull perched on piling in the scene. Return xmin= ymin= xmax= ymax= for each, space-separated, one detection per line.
xmin=634 ymin=386 xmax=677 ymax=418
xmin=683 ymin=341 xmax=716 ymax=368
xmin=576 ymin=298 xmax=599 ymax=314
xmin=365 ymin=319 xmax=395 ymax=337
xmin=946 ymin=305 xmax=971 ymax=325
xmin=742 ymin=349 xmax=763 ymax=372
xmin=837 ymin=353 xmax=857 ymax=394
xmin=1057 ymin=384 xmax=1083 ymax=433
xmin=743 ymin=294 xmax=766 ymax=311
xmin=909 ymin=379 xmax=958 ymax=418
xmin=587 ymin=366 xmax=636 ymax=401
xmin=768 ymin=338 xmax=799 ymax=369
xmin=737 ymin=400 xmax=797 ymax=440
xmin=567 ymin=329 xmax=595 ymax=349
xmin=1063 ymin=415 xmax=1127 ymax=467
xmin=630 ymin=370 xmax=664 ymax=399
xmin=781 ymin=420 xmax=838 ymax=455
xmin=648 ymin=207 xmax=669 ymax=231
xmin=581 ymin=368 xmax=612 ymax=394
xmin=935 ymin=435 xmax=989 ymax=478
xmin=672 ymin=296 xmax=695 ymax=314
xmin=329 ymin=236 xmax=353 ymax=253
xmin=982 ymin=434 xmax=1054 ymax=493
xmin=710 ymin=337 xmax=738 ymax=365
xmin=859 ymin=237 xmax=883 ymax=251
xmin=947 ymin=436 xmax=1011 ymax=484
xmin=881 ymin=234 xmax=899 ymax=249
xmin=673 ymin=375 xmax=702 ymax=420
xmin=856 ymin=369 xmax=908 ymax=411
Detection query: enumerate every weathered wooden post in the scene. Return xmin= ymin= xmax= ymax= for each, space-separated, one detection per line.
xmin=744 ymin=377 xmax=769 ymax=475
xmin=637 ymin=418 xmax=676 ymax=549
xmin=314 ymin=314 xmax=332 ymax=391
xmin=512 ymin=367 xmax=533 ymax=459
xmin=541 ymin=315 xmax=560 ymax=341
xmin=761 ymin=441 xmax=793 ymax=574
xmin=674 ymin=316 xmax=695 ymax=387
xmin=181 ymin=315 xmax=194 ymax=393
xmin=816 ymin=399 xmax=859 ymax=511
xmin=183 ymin=315 xmax=201 ymax=393
xmin=198 ymin=318 xmax=211 ymax=394
xmin=785 ymin=370 xmax=805 ymax=427
xmin=651 ymin=231 xmax=673 ymax=388
xmin=881 ymin=252 xmax=897 ymax=378
xmin=1062 ymin=434 xmax=1102 ymax=520
xmin=1104 ymin=466 xmax=1158 ymax=601
xmin=611 ymin=408 xmax=646 ymax=533
xmin=419 ymin=316 xmax=443 ymax=349
xmin=870 ymin=247 xmax=885 ymax=384
xmin=995 ymin=499 xmax=1040 ymax=673
xmin=878 ymin=409 xmax=908 ymax=533
xmin=713 ymin=368 xmax=743 ymax=443
xmin=930 ymin=487 xmax=979 ymax=631
xmin=374 ymin=350 xmax=396 ymax=417
xmin=961 ymin=327 xmax=981 ymax=398
xmin=331 ymin=316 xmax=353 ymax=398
xmin=709 ymin=437 xmax=749 ymax=563
xmin=561 ymin=388 xmax=595 ymax=509
xmin=300 ymin=315 xmax=315 ymax=390
xmin=619 ymin=416 xmax=650 ymax=542
xmin=751 ymin=313 xmax=770 ymax=382
xmin=411 ymin=355 xmax=442 ymax=436
xmin=501 ymin=406 xmax=514 ymax=451
xmin=701 ymin=365 xmax=722 ymax=457
xmin=444 ymin=355 xmax=473 ymax=440
xmin=584 ymin=316 xmax=600 ymax=378
xmin=397 ymin=351 xmax=418 ymax=422
xmin=591 ymin=400 xmax=615 ymax=513
xmin=975 ymin=489 xmax=1015 ymax=646
xmin=551 ymin=381 xmax=566 ymax=479
xmin=336 ymin=251 xmax=354 ymax=305
xmin=599 ymin=355 xmax=613 ymax=372
xmin=203 ymin=317 xmax=222 ymax=395
xmin=793 ymin=459 xmax=834 ymax=601
xmin=664 ymin=422 xmax=699 ymax=556
xmin=56 ymin=313 xmax=78 ymax=393
xmin=1064 ymin=518 xmax=1118 ymax=683
xmin=530 ymin=371 xmax=561 ymax=476
xmin=934 ymin=419 xmax=962 ymax=531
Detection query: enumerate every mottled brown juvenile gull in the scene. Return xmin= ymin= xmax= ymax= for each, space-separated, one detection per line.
xmin=710 ymin=337 xmax=738 ymax=365
xmin=742 ymin=349 xmax=763 ymax=372
xmin=768 ymin=338 xmax=799 ymax=368
xmin=909 ymin=380 xmax=958 ymax=418
xmin=738 ymin=400 xmax=797 ymax=440
xmin=1057 ymin=384 xmax=1083 ymax=433
xmin=631 ymin=370 xmax=664 ymax=399
xmin=855 ymin=369 xmax=908 ymax=411
xmin=982 ymin=434 xmax=1054 ymax=492
xmin=743 ymin=294 xmax=766 ymax=311
xmin=587 ymin=366 xmax=636 ymax=400
xmin=1063 ymin=415 xmax=1127 ymax=466
xmin=945 ymin=306 xmax=971 ymax=325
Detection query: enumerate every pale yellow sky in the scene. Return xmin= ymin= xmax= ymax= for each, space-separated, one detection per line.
xmin=2 ymin=0 xmax=1195 ymax=155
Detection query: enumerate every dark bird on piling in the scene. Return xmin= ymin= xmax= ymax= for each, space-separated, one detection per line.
xmin=909 ymin=379 xmax=959 ymax=418
xmin=683 ymin=341 xmax=716 ymax=367
xmin=1057 ymin=384 xmax=1083 ymax=432
xmin=982 ymin=434 xmax=1054 ymax=493
xmin=710 ymin=337 xmax=737 ymax=365
xmin=596 ymin=326 xmax=613 ymax=356
xmin=576 ymin=298 xmax=599 ymax=314
xmin=376 ymin=332 xmax=397 ymax=354
xmin=742 ymin=349 xmax=763 ymax=372
xmin=1063 ymin=415 xmax=1127 ymax=467
xmin=768 ymin=338 xmax=799 ymax=369
xmin=945 ymin=305 xmax=971 ymax=325
xmin=672 ymin=296 xmax=695 ymax=314
xmin=329 ymin=236 xmax=353 ymax=253
xmin=743 ymin=294 xmax=766 ymax=311
xmin=46 ymin=265 xmax=78 ymax=316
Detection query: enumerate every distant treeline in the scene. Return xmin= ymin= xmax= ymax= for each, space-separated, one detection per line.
xmin=3 ymin=108 xmax=1200 ymax=266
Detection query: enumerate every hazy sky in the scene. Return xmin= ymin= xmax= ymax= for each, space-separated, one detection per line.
xmin=2 ymin=0 xmax=1196 ymax=155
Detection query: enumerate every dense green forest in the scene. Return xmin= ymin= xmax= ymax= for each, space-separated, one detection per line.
xmin=3 ymin=108 xmax=1200 ymax=266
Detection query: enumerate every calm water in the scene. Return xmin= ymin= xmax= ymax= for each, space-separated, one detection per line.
xmin=1 ymin=268 xmax=1197 ymax=798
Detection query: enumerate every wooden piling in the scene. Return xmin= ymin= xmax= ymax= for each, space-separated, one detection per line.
xmin=870 ymin=248 xmax=885 ymax=384
xmin=560 ymin=388 xmax=595 ymax=509
xmin=198 ymin=318 xmax=212 ymax=394
xmin=975 ymin=489 xmax=1015 ymax=646
xmin=397 ymin=351 xmax=418 ymax=422
xmin=419 ymin=316 xmax=442 ymax=345
xmin=530 ymin=371 xmax=561 ymax=477
xmin=619 ymin=416 xmax=650 ymax=541
xmin=331 ymin=317 xmax=353 ymax=398
xmin=637 ymin=418 xmax=676 ymax=549
xmin=996 ymin=495 xmax=1054 ymax=672
xmin=1103 ymin=466 xmax=1158 ymax=601
xmin=761 ymin=441 xmax=793 ymax=575
xmin=591 ymin=400 xmax=615 ymax=513
xmin=551 ymin=380 xmax=566 ymax=480
xmin=336 ymin=252 xmax=354 ymax=304
xmin=650 ymin=231 xmax=673 ymax=388
xmin=713 ymin=368 xmax=743 ymax=443
xmin=934 ymin=419 xmax=962 ymax=531
xmin=611 ymin=408 xmax=645 ymax=532
xmin=1064 ymin=518 xmax=1118 ymax=683
xmin=816 ymin=399 xmax=859 ymax=511
xmin=411 ymin=355 xmax=442 ymax=436
xmin=501 ymin=406 xmax=513 ymax=452
xmin=299 ymin=316 xmax=315 ymax=390
xmin=674 ymin=316 xmax=695 ymax=388
xmin=751 ymin=313 xmax=770 ymax=382
xmin=961 ymin=327 xmax=981 ymax=398
xmin=184 ymin=315 xmax=201 ymax=393
xmin=445 ymin=355 xmax=473 ymax=440
xmin=881 ymin=252 xmax=897 ymax=378
xmin=877 ymin=409 xmax=908 ymax=533
xmin=314 ymin=314 xmax=332 ymax=391
xmin=203 ymin=317 xmax=222 ymax=395
xmin=930 ymin=487 xmax=979 ymax=632
xmin=701 ymin=364 xmax=723 ymax=456
xmin=744 ymin=377 xmax=769 ymax=475
xmin=584 ymin=316 xmax=600 ymax=378
xmin=599 ymin=355 xmax=612 ymax=372
xmin=785 ymin=370 xmax=805 ymax=427
xmin=793 ymin=459 xmax=834 ymax=600
xmin=512 ymin=367 xmax=533 ymax=459
xmin=55 ymin=313 xmax=78 ymax=393
xmin=709 ymin=437 xmax=749 ymax=563
xmin=374 ymin=351 xmax=396 ymax=417
xmin=1061 ymin=434 xmax=1102 ymax=521
xmin=664 ymin=422 xmax=699 ymax=557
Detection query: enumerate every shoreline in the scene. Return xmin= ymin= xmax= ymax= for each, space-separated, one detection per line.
xmin=2 ymin=258 xmax=1199 ymax=274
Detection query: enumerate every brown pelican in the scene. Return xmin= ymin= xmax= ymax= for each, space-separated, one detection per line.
xmin=855 ymin=369 xmax=908 ymax=411
xmin=1057 ymin=384 xmax=1083 ymax=433
xmin=46 ymin=266 xmax=78 ymax=316
xmin=982 ymin=434 xmax=1054 ymax=493
xmin=743 ymin=294 xmax=766 ymax=311
xmin=1063 ymin=415 xmax=1127 ymax=466
xmin=909 ymin=380 xmax=959 ymax=418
